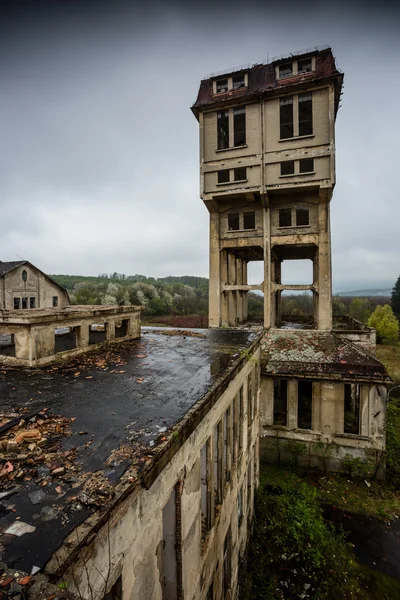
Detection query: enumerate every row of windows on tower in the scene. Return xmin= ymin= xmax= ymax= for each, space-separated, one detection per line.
xmin=218 ymin=167 xmax=246 ymax=184
xmin=216 ymin=158 xmax=313 ymax=187
xmin=217 ymin=93 xmax=313 ymax=150
xmin=226 ymin=208 xmax=309 ymax=231
xmin=279 ymin=58 xmax=313 ymax=79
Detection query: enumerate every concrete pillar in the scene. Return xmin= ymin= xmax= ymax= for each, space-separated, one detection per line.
xmin=317 ymin=201 xmax=332 ymax=330
xmin=236 ymin=258 xmax=243 ymax=323
xmin=14 ymin=327 xmax=32 ymax=361
xmin=78 ymin=323 xmax=90 ymax=348
xmin=228 ymin=253 xmax=237 ymax=327
xmin=312 ymin=382 xmax=321 ymax=431
xmin=360 ymin=384 xmax=370 ymax=437
xmin=260 ymin=376 xmax=274 ymax=426
xmin=106 ymin=320 xmax=115 ymax=341
xmin=220 ymin=250 xmax=229 ymax=327
xmin=287 ymin=379 xmax=298 ymax=430
xmin=320 ymin=382 xmax=341 ymax=439
xmin=209 ymin=212 xmax=221 ymax=328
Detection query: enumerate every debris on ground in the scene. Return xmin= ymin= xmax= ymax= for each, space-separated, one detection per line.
xmin=145 ymin=329 xmax=206 ymax=338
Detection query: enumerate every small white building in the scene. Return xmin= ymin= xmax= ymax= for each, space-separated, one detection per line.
xmin=0 ymin=260 xmax=69 ymax=311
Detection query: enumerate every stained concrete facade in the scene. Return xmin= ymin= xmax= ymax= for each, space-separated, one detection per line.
xmin=192 ymin=46 xmax=343 ymax=329
xmin=0 ymin=305 xmax=141 ymax=366
xmin=0 ymin=261 xmax=69 ymax=310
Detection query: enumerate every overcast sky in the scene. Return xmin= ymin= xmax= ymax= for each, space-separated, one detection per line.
xmin=0 ymin=0 xmax=399 ymax=292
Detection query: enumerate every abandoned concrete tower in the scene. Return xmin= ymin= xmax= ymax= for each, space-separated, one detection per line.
xmin=192 ymin=46 xmax=390 ymax=472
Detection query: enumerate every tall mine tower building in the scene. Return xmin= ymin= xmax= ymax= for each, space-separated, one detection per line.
xmin=192 ymin=46 xmax=343 ymax=330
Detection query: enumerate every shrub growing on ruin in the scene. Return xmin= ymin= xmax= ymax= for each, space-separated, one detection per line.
xmin=367 ymin=305 xmax=399 ymax=343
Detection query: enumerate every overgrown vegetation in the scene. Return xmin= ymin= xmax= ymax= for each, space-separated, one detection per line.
xmin=243 ymin=465 xmax=400 ymax=599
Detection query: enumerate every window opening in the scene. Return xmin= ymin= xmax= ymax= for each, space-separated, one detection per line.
xmin=344 ymin=384 xmax=360 ymax=434
xmin=22 ymin=269 xmax=27 ymax=282
xmin=247 ymin=461 xmax=252 ymax=516
xmin=0 ymin=334 xmax=16 ymax=358
xmin=13 ymin=297 xmax=21 ymax=310
xmin=280 ymin=97 xmax=293 ymax=139
xmin=233 ymin=74 xmax=245 ymax=89
xmin=243 ymin=211 xmax=255 ymax=230
xmin=239 ymin=386 xmax=244 ymax=452
xmin=22 ymin=297 xmax=28 ymax=309
xmin=216 ymin=78 xmax=228 ymax=93
xmin=224 ymin=408 xmax=231 ymax=484
xmin=299 ymin=158 xmax=314 ymax=173
xmin=228 ymin=212 xmax=240 ymax=231
xmin=279 ymin=63 xmax=292 ymax=78
xmin=214 ymin=421 xmax=223 ymax=506
xmin=281 ymin=160 xmax=295 ymax=176
xmin=115 ymin=319 xmax=129 ymax=338
xmin=237 ymin=483 xmax=244 ymax=525
xmin=298 ymin=380 xmax=313 ymax=430
xmin=233 ymin=107 xmax=246 ymax=146
xmin=279 ymin=208 xmax=292 ymax=228
xmin=234 ymin=167 xmax=246 ymax=181
xmin=223 ymin=528 xmax=232 ymax=597
xmin=217 ymin=110 xmax=229 ymax=150
xmin=273 ymin=378 xmax=287 ymax=426
xmin=104 ymin=576 xmax=122 ymax=600
xmin=201 ymin=440 xmax=211 ymax=538
xmin=298 ymin=58 xmax=312 ymax=74
xmin=29 ymin=297 xmax=36 ymax=309
xmin=55 ymin=327 xmax=78 ymax=353
xmin=89 ymin=323 xmax=107 ymax=345
xmin=281 ymin=259 xmax=313 ymax=285
xmin=206 ymin=582 xmax=214 ymax=600
xmin=232 ymin=394 xmax=237 ymax=465
xmin=218 ymin=169 xmax=230 ymax=184
xmin=298 ymin=93 xmax=313 ymax=136
xmin=52 ymin=296 xmax=59 ymax=307
xmin=162 ymin=486 xmax=178 ymax=600
xmin=296 ymin=209 xmax=309 ymax=226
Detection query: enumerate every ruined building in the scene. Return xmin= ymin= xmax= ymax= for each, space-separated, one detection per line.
xmin=192 ymin=46 xmax=390 ymax=472
xmin=0 ymin=46 xmax=390 ymax=600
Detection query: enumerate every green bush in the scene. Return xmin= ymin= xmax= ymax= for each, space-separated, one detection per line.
xmin=368 ymin=305 xmax=399 ymax=343
xmin=386 ymin=399 xmax=400 ymax=488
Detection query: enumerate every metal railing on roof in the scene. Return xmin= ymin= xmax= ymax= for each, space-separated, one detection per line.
xmin=203 ymin=45 xmax=331 ymax=80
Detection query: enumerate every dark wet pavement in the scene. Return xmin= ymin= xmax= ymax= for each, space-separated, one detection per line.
xmin=324 ymin=505 xmax=400 ymax=580
xmin=0 ymin=328 xmax=259 ymax=573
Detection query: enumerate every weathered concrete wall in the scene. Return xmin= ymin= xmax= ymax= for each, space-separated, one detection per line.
xmin=1 ymin=264 xmax=69 ymax=310
xmin=260 ymin=375 xmax=386 ymax=475
xmin=51 ymin=348 xmax=261 ymax=600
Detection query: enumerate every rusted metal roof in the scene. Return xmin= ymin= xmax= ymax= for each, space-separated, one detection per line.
xmin=192 ymin=47 xmax=343 ymax=118
xmin=261 ymin=329 xmax=390 ymax=383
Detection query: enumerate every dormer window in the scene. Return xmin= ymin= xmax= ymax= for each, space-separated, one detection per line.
xmin=298 ymin=58 xmax=312 ymax=74
xmin=233 ymin=75 xmax=245 ymax=90
xmin=216 ymin=78 xmax=229 ymax=93
xmin=279 ymin=63 xmax=292 ymax=79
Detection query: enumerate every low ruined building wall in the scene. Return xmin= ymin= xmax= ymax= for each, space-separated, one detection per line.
xmin=333 ymin=316 xmax=376 ymax=355
xmin=45 ymin=346 xmax=261 ymax=600
xmin=259 ymin=376 xmax=386 ymax=476
xmin=0 ymin=306 xmax=141 ymax=367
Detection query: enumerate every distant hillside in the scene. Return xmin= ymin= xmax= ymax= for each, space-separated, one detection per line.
xmin=335 ymin=289 xmax=391 ymax=297
xmin=50 ymin=273 xmax=209 ymax=293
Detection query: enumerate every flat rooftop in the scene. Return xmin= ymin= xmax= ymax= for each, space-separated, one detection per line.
xmin=0 ymin=327 xmax=260 ymax=575
xmin=261 ymin=329 xmax=390 ymax=382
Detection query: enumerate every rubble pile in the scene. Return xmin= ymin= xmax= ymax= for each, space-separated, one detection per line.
xmin=0 ymin=409 xmax=78 ymax=488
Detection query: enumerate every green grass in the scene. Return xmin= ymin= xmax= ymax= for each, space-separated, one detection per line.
xmin=243 ymin=464 xmax=400 ymax=599
xmin=376 ymin=342 xmax=400 ymax=385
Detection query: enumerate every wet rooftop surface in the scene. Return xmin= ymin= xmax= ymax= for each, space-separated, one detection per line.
xmin=261 ymin=329 xmax=390 ymax=381
xmin=0 ymin=327 xmax=258 ymax=574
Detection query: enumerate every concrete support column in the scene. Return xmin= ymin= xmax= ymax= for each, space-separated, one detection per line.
xmin=360 ymin=384 xmax=370 ymax=437
xmin=14 ymin=327 xmax=32 ymax=361
xmin=220 ymin=250 xmax=229 ymax=327
xmin=260 ymin=376 xmax=274 ymax=427
xmin=263 ymin=207 xmax=271 ymax=329
xmin=236 ymin=258 xmax=243 ymax=323
xmin=312 ymin=382 xmax=322 ymax=432
xmin=77 ymin=324 xmax=90 ymax=348
xmin=106 ymin=320 xmax=115 ymax=341
xmin=209 ymin=212 xmax=221 ymax=328
xmin=228 ymin=253 xmax=237 ymax=327
xmin=320 ymin=382 xmax=342 ymax=439
xmin=287 ymin=379 xmax=298 ymax=430
xmin=317 ymin=201 xmax=332 ymax=330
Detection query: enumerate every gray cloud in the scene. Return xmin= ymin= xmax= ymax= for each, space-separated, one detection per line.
xmin=0 ymin=0 xmax=399 ymax=290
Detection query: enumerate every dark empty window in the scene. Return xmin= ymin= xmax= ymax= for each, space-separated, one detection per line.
xmin=281 ymin=161 xmax=295 ymax=176
xmin=217 ymin=110 xmax=229 ymax=150
xmin=273 ymin=379 xmax=287 ymax=426
xmin=13 ymin=297 xmax=20 ymax=309
xmin=298 ymin=93 xmax=313 ymax=136
xmin=218 ymin=169 xmax=230 ymax=184
xmin=233 ymin=74 xmax=245 ymax=89
xmin=233 ymin=107 xmax=246 ymax=146
xmin=216 ymin=78 xmax=228 ymax=93
xmin=243 ymin=212 xmax=255 ymax=230
xmin=228 ymin=213 xmax=240 ymax=231
xmin=298 ymin=380 xmax=313 ymax=430
xmin=279 ymin=208 xmax=292 ymax=227
xmin=279 ymin=63 xmax=292 ymax=78
xmin=53 ymin=296 xmax=59 ymax=307
xmin=223 ymin=528 xmax=232 ymax=597
xmin=104 ymin=576 xmax=122 ymax=600
xmin=296 ymin=209 xmax=309 ymax=226
xmin=22 ymin=269 xmax=27 ymax=282
xmin=299 ymin=158 xmax=314 ymax=173
xmin=29 ymin=297 xmax=36 ymax=309
xmin=22 ymin=297 xmax=28 ymax=309
xmin=344 ymin=384 xmax=360 ymax=434
xmin=206 ymin=582 xmax=214 ymax=600
xmin=234 ymin=167 xmax=246 ymax=181
xmin=280 ymin=97 xmax=293 ymax=139
xmin=298 ymin=58 xmax=312 ymax=74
